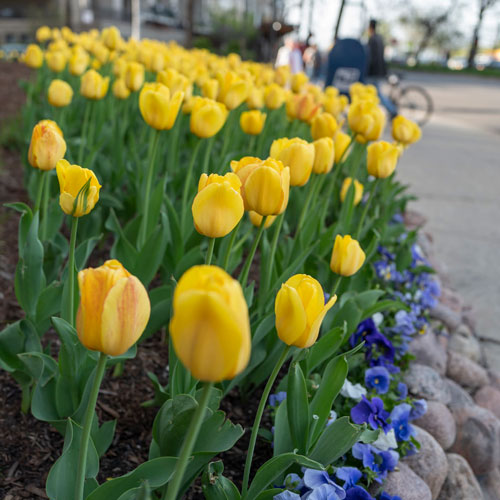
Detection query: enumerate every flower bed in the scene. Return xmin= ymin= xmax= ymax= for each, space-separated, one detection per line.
xmin=0 ymin=25 xmax=438 ymax=500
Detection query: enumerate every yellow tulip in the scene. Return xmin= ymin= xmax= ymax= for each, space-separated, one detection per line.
xmin=330 ymin=235 xmax=365 ymax=276
xmin=24 ymin=44 xmax=43 ymax=68
xmin=392 ymin=115 xmax=422 ymax=145
xmin=202 ymin=78 xmax=219 ymax=100
xmin=249 ymin=211 xmax=276 ymax=228
xmin=169 ymin=265 xmax=251 ymax=382
xmin=312 ymin=138 xmax=334 ymax=174
xmin=275 ymin=274 xmax=336 ymax=348
xmin=216 ymin=71 xmax=249 ymax=110
xmin=366 ymin=141 xmax=399 ymax=178
xmin=76 ymin=260 xmax=150 ymax=356
xmin=334 ymin=131 xmax=352 ymax=164
xmin=190 ymin=97 xmax=228 ymax=138
xmin=47 ymin=79 xmax=73 ymax=107
xmin=69 ymin=48 xmax=89 ymax=76
xmin=28 ymin=120 xmax=67 ymax=171
xmin=246 ymin=86 xmax=264 ymax=109
xmin=240 ymin=110 xmax=267 ymax=135
xmin=311 ymin=113 xmax=338 ymax=140
xmin=101 ymin=26 xmax=122 ymax=50
xmin=139 ymin=82 xmax=183 ymax=130
xmin=231 ymin=156 xmax=290 ymax=216
xmin=264 ymin=83 xmax=286 ymax=109
xmin=192 ymin=173 xmax=244 ymax=238
xmin=45 ymin=50 xmax=67 ymax=72
xmin=323 ymin=94 xmax=348 ymax=118
xmin=56 ymin=159 xmax=101 ymax=216
xmin=291 ymin=72 xmax=309 ymax=93
xmin=112 ymin=78 xmax=131 ymax=100
xmin=36 ymin=26 xmax=52 ymax=43
xmin=151 ymin=51 xmax=165 ymax=73
xmin=80 ymin=69 xmax=109 ymax=100
xmin=157 ymin=68 xmax=192 ymax=98
xmin=124 ymin=61 xmax=145 ymax=92
xmin=348 ymin=100 xmax=385 ymax=142
xmin=275 ymin=65 xmax=290 ymax=86
xmin=270 ymin=137 xmax=315 ymax=186
xmin=286 ymin=92 xmax=320 ymax=123
xmin=340 ymin=177 xmax=364 ymax=205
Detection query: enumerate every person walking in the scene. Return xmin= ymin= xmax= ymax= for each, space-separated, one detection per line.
xmin=366 ymin=19 xmax=397 ymax=118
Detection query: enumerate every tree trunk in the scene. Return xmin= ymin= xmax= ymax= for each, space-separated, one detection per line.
xmin=467 ymin=5 xmax=485 ymax=68
xmin=185 ymin=0 xmax=195 ymax=48
xmin=334 ymin=0 xmax=346 ymax=41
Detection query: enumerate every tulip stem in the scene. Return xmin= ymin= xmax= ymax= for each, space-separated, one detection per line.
xmin=67 ymin=216 xmax=79 ymax=326
xmin=40 ymin=170 xmax=50 ymax=240
xmin=222 ymin=220 xmax=240 ymax=270
xmin=34 ymin=169 xmax=46 ymax=213
xmin=138 ymin=128 xmax=160 ymax=249
xmin=331 ymin=275 xmax=342 ymax=297
xmin=242 ymin=344 xmax=291 ymax=495
xmin=319 ymin=162 xmax=342 ymax=229
xmin=205 ymin=238 xmax=215 ymax=265
xmin=355 ymin=179 xmax=379 ymax=240
xmin=78 ymin=101 xmax=91 ymax=165
xmin=247 ymin=135 xmax=257 ymax=154
xmin=75 ymin=352 xmax=108 ymax=500
xmin=180 ymin=139 xmax=202 ymax=240
xmin=295 ymin=174 xmax=320 ymax=238
xmin=164 ymin=382 xmax=213 ymax=500
xmin=201 ymin=136 xmax=215 ymax=173
xmin=239 ymin=216 xmax=266 ymax=289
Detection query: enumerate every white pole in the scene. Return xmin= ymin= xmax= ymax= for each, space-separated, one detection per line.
xmin=131 ymin=0 xmax=141 ymax=40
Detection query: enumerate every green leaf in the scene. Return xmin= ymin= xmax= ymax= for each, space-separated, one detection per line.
xmin=287 ymin=363 xmax=309 ymax=454
xmin=75 ymin=234 xmax=102 ymax=270
xmin=362 ymin=299 xmax=408 ymax=319
xmin=35 ymin=281 xmax=63 ymax=330
xmin=273 ymin=400 xmax=293 ymax=456
xmin=307 ymin=326 xmax=344 ymax=374
xmin=201 ymin=461 xmax=241 ymax=500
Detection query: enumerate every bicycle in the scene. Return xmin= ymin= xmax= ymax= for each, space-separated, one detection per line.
xmin=388 ymin=72 xmax=434 ymax=126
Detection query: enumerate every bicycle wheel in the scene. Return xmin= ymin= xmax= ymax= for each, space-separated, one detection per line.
xmin=396 ymin=85 xmax=434 ymax=126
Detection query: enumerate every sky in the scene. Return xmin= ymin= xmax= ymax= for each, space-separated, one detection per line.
xmin=285 ymin=0 xmax=500 ymax=51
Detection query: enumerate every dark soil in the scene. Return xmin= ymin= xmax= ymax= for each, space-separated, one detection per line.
xmin=0 ymin=62 xmax=273 ymax=499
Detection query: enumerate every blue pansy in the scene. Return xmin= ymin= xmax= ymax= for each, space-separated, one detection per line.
xmin=335 ymin=467 xmax=362 ymax=489
xmin=365 ymin=367 xmax=391 ymax=394
xmin=351 ymin=396 xmax=391 ymax=432
xmin=269 ymin=391 xmax=287 ymax=407
xmin=274 ymin=491 xmax=301 ymax=500
xmin=303 ymin=469 xmax=346 ymax=499
xmin=350 ymin=319 xmax=395 ymax=370
xmin=345 ymin=486 xmax=375 ymax=500
xmin=390 ymin=403 xmax=417 ymax=442
xmin=379 ymin=492 xmax=402 ymax=500
xmin=284 ymin=473 xmax=304 ymax=491
xmin=303 ymin=483 xmax=346 ymax=500
xmin=396 ymin=382 xmax=408 ymax=399
xmin=352 ymin=443 xmax=398 ymax=482
xmin=409 ymin=399 xmax=427 ymax=420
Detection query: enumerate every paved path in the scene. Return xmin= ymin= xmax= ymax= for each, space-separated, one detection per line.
xmin=391 ymin=72 xmax=500 ymax=365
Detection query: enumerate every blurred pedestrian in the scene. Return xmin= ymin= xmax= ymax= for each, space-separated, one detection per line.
xmin=275 ymin=35 xmax=304 ymax=74
xmin=303 ymin=42 xmax=322 ymax=82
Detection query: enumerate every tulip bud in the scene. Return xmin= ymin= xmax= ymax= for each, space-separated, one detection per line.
xmin=275 ymin=274 xmax=336 ymax=348
xmin=231 ymin=156 xmax=290 ymax=216
xmin=334 ymin=131 xmax=352 ymax=164
xmin=392 ymin=115 xmax=421 ymax=145
xmin=264 ymin=83 xmax=286 ymax=109
xmin=323 ymin=94 xmax=348 ymax=118
xmin=169 ymin=265 xmax=251 ymax=381
xmin=24 ymin=44 xmax=43 ymax=68
xmin=36 ymin=26 xmax=52 ymax=43
xmin=56 ymin=159 xmax=101 ymax=216
xmin=192 ymin=173 xmax=244 ymax=238
xmin=291 ymin=72 xmax=309 ymax=93
xmin=312 ymin=138 xmax=334 ymax=174
xmin=240 ymin=110 xmax=267 ymax=135
xmin=45 ymin=50 xmax=67 ymax=72
xmin=77 ymin=260 xmax=150 ymax=356
xmin=124 ymin=61 xmax=145 ymax=92
xmin=28 ymin=120 xmax=67 ymax=171
xmin=348 ymin=100 xmax=385 ymax=142
xmin=112 ymin=78 xmax=130 ymax=99
xmin=366 ymin=141 xmax=399 ymax=178
xmin=270 ymin=137 xmax=315 ymax=186
xmin=190 ymin=97 xmax=228 ymax=138
xmin=202 ymin=78 xmax=219 ymax=100
xmin=80 ymin=69 xmax=109 ymax=100
xmin=311 ymin=113 xmax=338 ymax=140
xmin=139 ymin=82 xmax=183 ymax=130
xmin=340 ymin=177 xmax=364 ymax=205
xmin=48 ymin=79 xmax=73 ymax=107
xmin=249 ymin=211 xmax=276 ymax=228
xmin=330 ymin=235 xmax=366 ymax=276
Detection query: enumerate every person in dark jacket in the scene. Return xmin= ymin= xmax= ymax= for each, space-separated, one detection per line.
xmin=366 ymin=19 xmax=397 ymax=117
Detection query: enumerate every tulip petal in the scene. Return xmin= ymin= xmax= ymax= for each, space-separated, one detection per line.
xmin=244 ymin=165 xmax=283 ymax=216
xmin=275 ymin=284 xmax=307 ymax=346
xmin=303 ymin=295 xmax=337 ymax=348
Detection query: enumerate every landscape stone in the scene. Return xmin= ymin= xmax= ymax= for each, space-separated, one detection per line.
xmin=437 ymin=453 xmax=483 ymax=500
xmin=409 ymin=329 xmax=447 ymax=375
xmin=445 ymin=378 xmax=474 ymax=412
xmin=475 ymin=386 xmax=500 ymax=420
xmin=481 ymin=341 xmax=500 ymax=371
xmin=430 ymin=302 xmax=462 ymax=331
xmin=439 ymin=287 xmax=463 ymax=313
xmin=450 ymin=405 xmax=500 ymax=475
xmin=446 ymin=350 xmax=489 ymax=391
xmin=478 ymin=467 xmax=500 ymax=500
xmin=381 ymin=462 xmax=432 ymax=500
xmin=404 ymin=364 xmax=451 ymax=404
xmin=489 ymin=370 xmax=500 ymax=391
xmin=448 ymin=325 xmax=482 ymax=363
xmin=414 ymin=401 xmax=456 ymax=450
xmin=404 ymin=426 xmax=448 ymax=500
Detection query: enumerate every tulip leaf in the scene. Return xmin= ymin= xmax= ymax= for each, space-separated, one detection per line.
xmin=362 ymin=299 xmax=409 ymax=319
xmin=273 ymin=400 xmax=294 ymax=456
xmin=202 ymin=460 xmax=241 ymax=500
xmin=307 ymin=326 xmax=344 ymax=374
xmin=254 ymin=489 xmax=286 ymax=500
xmin=35 ymin=281 xmax=63 ymax=331
xmin=245 ymin=453 xmax=323 ymax=500
xmin=75 ymin=233 xmax=102 ymax=270
xmin=287 ymin=363 xmax=309 ymax=454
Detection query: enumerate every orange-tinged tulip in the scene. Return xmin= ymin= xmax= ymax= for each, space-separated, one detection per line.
xmin=286 ymin=92 xmax=320 ymax=123
xmin=28 ymin=120 xmax=67 ymax=171
xmin=330 ymin=234 xmax=365 ymax=276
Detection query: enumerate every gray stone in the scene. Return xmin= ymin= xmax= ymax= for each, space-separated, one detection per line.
xmin=414 ymin=401 xmax=456 ymax=450
xmin=381 ymin=462 xmax=432 ymax=500
xmin=489 ymin=370 xmax=500 ymax=390
xmin=446 ymin=350 xmax=489 ymax=391
xmin=409 ymin=329 xmax=448 ymax=375
xmin=450 ymin=405 xmax=500 ymax=475
xmin=440 ymin=287 xmax=464 ymax=313
xmin=445 ymin=378 xmax=474 ymax=413
xmin=482 ymin=341 xmax=500 ymax=371
xmin=404 ymin=364 xmax=451 ymax=405
xmin=478 ymin=468 xmax=500 ymax=500
xmin=448 ymin=326 xmax=482 ymax=363
xmin=430 ymin=302 xmax=462 ymax=331
xmin=437 ymin=453 xmax=483 ymax=500
xmin=475 ymin=386 xmax=500 ymax=420
xmin=404 ymin=426 xmax=448 ymax=500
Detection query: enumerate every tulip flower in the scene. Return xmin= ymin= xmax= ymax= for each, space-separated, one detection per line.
xmin=28 ymin=120 xmax=67 ymax=171
xmin=45 ymin=50 xmax=67 ymax=72
xmin=340 ymin=177 xmax=364 ymax=206
xmin=169 ymin=265 xmax=251 ymax=382
xmin=286 ymin=92 xmax=320 ymax=123
xmin=80 ymin=69 xmax=109 ymax=100
xmin=192 ymin=173 xmax=244 ymax=238
xmin=275 ymin=65 xmax=290 ymax=86
xmin=139 ymin=82 xmax=183 ymax=130
xmin=202 ymin=78 xmax=219 ymax=100
xmin=24 ymin=44 xmax=43 ymax=68
xmin=367 ymin=141 xmax=399 ymax=178
xmin=348 ymin=100 xmax=385 ymax=142
xmin=264 ymin=83 xmax=286 ymax=109
xmin=249 ymin=211 xmax=276 ymax=228
xmin=323 ymin=94 xmax=349 ymax=118
xmin=190 ymin=97 xmax=228 ymax=138
xmin=36 ymin=26 xmax=52 ymax=43
xmin=123 ymin=61 xmax=145 ymax=92
xmin=112 ymin=78 xmax=130 ymax=100
xmin=240 ymin=110 xmax=267 ymax=135
xmin=56 ymin=159 xmax=101 ymax=217
xmin=275 ymin=274 xmax=337 ymax=348
xmin=334 ymin=131 xmax=352 ymax=164
xmin=69 ymin=48 xmax=89 ymax=76
xmin=231 ymin=156 xmax=290 ymax=216
xmin=291 ymin=71 xmax=309 ymax=93
xmin=270 ymin=137 xmax=315 ymax=186
xmin=48 ymin=79 xmax=73 ymax=107
xmin=157 ymin=68 xmax=192 ymax=98
xmin=330 ymin=234 xmax=366 ymax=277
xmin=216 ymin=70 xmax=249 ymax=110
xmin=246 ymin=86 xmax=264 ymax=109
xmin=101 ymin=25 xmax=122 ymax=50
xmin=311 ymin=112 xmax=338 ymax=140
xmin=312 ymin=138 xmax=335 ymax=175
xmin=392 ymin=115 xmax=422 ymax=145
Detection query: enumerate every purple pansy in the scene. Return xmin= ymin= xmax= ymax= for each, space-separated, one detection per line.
xmin=335 ymin=467 xmax=362 ymax=489
xmin=351 ymin=396 xmax=391 ymax=432
xmin=365 ymin=367 xmax=391 ymax=394
xmin=390 ymin=403 xmax=417 ymax=442
xmin=345 ymin=486 xmax=375 ymax=500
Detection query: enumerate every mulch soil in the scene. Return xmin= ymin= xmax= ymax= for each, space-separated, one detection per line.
xmin=0 ymin=62 xmax=272 ymax=499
